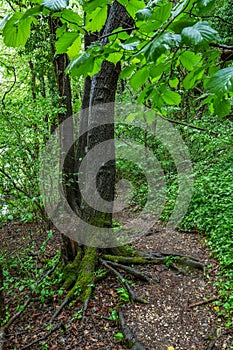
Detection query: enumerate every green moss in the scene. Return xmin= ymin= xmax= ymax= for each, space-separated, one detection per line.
xmin=66 ymin=247 xmax=98 ymax=302
xmin=62 ymin=249 xmax=82 ymax=290
xmin=103 ymin=255 xmax=149 ymax=265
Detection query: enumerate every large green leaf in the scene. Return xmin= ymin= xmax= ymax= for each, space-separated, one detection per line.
xmin=162 ymin=89 xmax=181 ymax=105
xmin=196 ymin=0 xmax=215 ymax=14
xmin=183 ymin=68 xmax=204 ymax=90
xmin=120 ymin=64 xmax=136 ymax=79
xmin=85 ymin=0 xmax=109 ymax=13
xmin=61 ymin=9 xmax=82 ymax=26
xmin=55 ymin=32 xmax=79 ymax=55
xmin=21 ymin=5 xmax=43 ymax=19
xmin=143 ymin=33 xmax=181 ymax=62
xmin=118 ymin=0 xmax=145 ymax=18
xmin=213 ymin=98 xmax=231 ymax=118
xmin=181 ymin=21 xmax=218 ymax=48
xmin=129 ymin=67 xmax=149 ymax=90
xmin=180 ymin=51 xmax=201 ymax=71
xmin=206 ymin=67 xmax=233 ymax=96
xmin=42 ymin=0 xmax=68 ymax=10
xmin=136 ymin=7 xmax=152 ymax=21
xmin=150 ymin=2 xmax=172 ymax=28
xmin=137 ymin=3 xmax=173 ymax=32
xmin=66 ymin=52 xmax=94 ymax=77
xmin=67 ymin=36 xmax=82 ymax=58
xmin=3 ymin=12 xmax=33 ymax=47
xmin=86 ymin=6 xmax=107 ymax=32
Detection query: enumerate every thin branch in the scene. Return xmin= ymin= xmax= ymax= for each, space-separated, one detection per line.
xmin=0 ymin=168 xmax=32 ymax=198
xmin=98 ymin=26 xmax=136 ymax=40
xmin=188 ymin=295 xmax=218 ymax=308
xmin=0 ymin=63 xmax=17 ymax=109
xmin=156 ymin=113 xmax=219 ymax=135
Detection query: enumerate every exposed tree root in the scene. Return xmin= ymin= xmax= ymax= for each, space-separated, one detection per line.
xmin=102 ymin=254 xmax=164 ymax=265
xmin=22 ymin=323 xmax=62 ymax=350
xmin=105 ymin=260 xmax=160 ymax=283
xmin=0 ymin=298 xmax=32 ymax=350
xmin=118 ymin=310 xmax=146 ymax=350
xmin=53 ymin=247 xmax=206 ymax=349
xmin=100 ymin=259 xmax=148 ymax=304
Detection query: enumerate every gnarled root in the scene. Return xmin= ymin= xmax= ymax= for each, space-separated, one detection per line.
xmin=118 ymin=310 xmax=146 ymax=350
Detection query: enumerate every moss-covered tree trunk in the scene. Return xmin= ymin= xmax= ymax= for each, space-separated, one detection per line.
xmin=59 ymin=2 xmax=134 ymax=301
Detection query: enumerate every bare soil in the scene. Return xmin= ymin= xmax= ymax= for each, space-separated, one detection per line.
xmin=0 ymin=219 xmax=232 ymax=350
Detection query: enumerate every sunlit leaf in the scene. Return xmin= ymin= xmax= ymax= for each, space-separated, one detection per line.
xmin=55 ymin=32 xmax=79 ymax=55
xmin=162 ymin=90 xmax=181 ymax=105
xmin=180 ymin=51 xmax=201 ymax=71
xmin=130 ymin=67 xmax=149 ymax=90
xmin=86 ymin=6 xmax=108 ymax=32
xmin=3 ymin=12 xmax=33 ymax=47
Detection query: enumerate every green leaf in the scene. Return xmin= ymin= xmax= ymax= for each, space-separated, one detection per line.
xmin=213 ymin=98 xmax=231 ymax=118
xmin=150 ymin=2 xmax=173 ymax=29
xmin=55 ymin=32 xmax=79 ymax=55
xmin=85 ymin=0 xmax=109 ymax=13
xmin=3 ymin=13 xmax=33 ymax=47
xmin=21 ymin=5 xmax=43 ymax=19
xmin=66 ymin=52 xmax=94 ymax=77
xmin=196 ymin=0 xmax=215 ymax=14
xmin=180 ymin=51 xmax=201 ymax=71
xmin=67 ymin=36 xmax=81 ymax=58
xmin=118 ymin=0 xmax=145 ymax=18
xmin=181 ymin=21 xmax=218 ymax=48
xmin=114 ymin=332 xmax=124 ymax=340
xmin=129 ymin=67 xmax=149 ymax=90
xmin=172 ymin=0 xmax=195 ymax=19
xmin=136 ymin=7 xmax=152 ymax=21
xmin=206 ymin=67 xmax=233 ymax=96
xmin=42 ymin=0 xmax=68 ymax=10
xmin=120 ymin=64 xmax=136 ymax=79
xmin=86 ymin=6 xmax=107 ymax=32
xmin=143 ymin=33 xmax=181 ymax=62
xmin=106 ymin=52 xmax=123 ymax=65
xmin=169 ymin=77 xmax=179 ymax=88
xmin=183 ymin=68 xmax=204 ymax=89
xmin=162 ymin=90 xmax=181 ymax=105
xmin=61 ymin=9 xmax=82 ymax=26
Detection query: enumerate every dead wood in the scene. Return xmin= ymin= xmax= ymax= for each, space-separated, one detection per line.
xmin=118 ymin=310 xmax=146 ymax=350
xmin=188 ymin=296 xmax=219 ymax=308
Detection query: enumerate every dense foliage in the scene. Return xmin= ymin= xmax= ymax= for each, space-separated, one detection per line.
xmin=0 ymin=0 xmax=233 ymax=319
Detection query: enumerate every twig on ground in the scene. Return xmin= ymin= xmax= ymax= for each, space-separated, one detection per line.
xmin=21 ymin=323 xmax=62 ymax=349
xmin=188 ymin=296 xmax=218 ymax=308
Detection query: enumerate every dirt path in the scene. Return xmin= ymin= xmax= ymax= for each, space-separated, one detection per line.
xmin=1 ymin=221 xmax=232 ymax=349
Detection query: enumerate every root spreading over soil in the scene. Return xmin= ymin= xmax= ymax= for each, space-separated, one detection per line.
xmin=0 ymin=220 xmax=233 ymax=350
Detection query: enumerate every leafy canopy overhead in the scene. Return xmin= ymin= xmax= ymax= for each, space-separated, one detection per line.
xmin=1 ymin=0 xmax=233 ymax=117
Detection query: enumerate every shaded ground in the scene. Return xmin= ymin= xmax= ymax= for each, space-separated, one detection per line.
xmin=0 ymin=219 xmax=232 ymax=349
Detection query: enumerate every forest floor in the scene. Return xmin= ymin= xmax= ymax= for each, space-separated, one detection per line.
xmin=1 ymin=216 xmax=233 ymax=350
